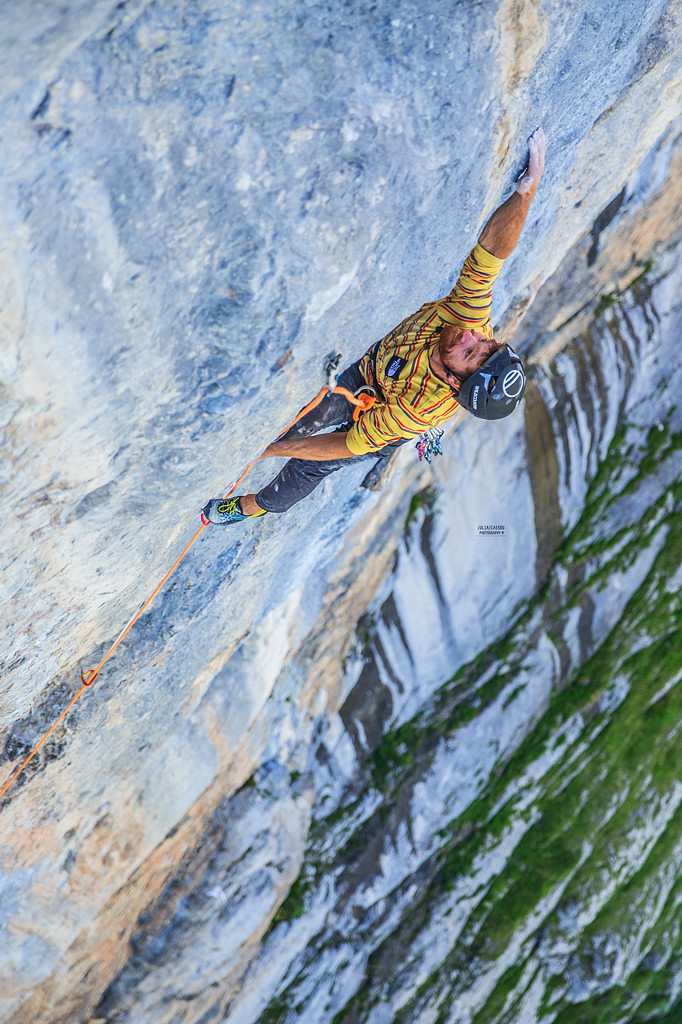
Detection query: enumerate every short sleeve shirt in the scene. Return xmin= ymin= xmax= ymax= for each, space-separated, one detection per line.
xmin=345 ymin=243 xmax=504 ymax=454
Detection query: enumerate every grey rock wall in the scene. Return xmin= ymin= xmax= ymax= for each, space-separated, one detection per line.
xmin=93 ymin=186 xmax=682 ymax=1024
xmin=1 ymin=1 xmax=682 ymax=1023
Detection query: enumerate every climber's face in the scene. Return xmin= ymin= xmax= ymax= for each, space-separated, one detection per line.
xmin=437 ymin=325 xmax=495 ymax=383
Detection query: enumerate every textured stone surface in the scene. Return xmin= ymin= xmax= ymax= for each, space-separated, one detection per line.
xmin=1 ymin=1 xmax=682 ymax=1023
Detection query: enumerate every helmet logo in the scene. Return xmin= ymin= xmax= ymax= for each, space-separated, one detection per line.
xmin=502 ymin=369 xmax=525 ymax=399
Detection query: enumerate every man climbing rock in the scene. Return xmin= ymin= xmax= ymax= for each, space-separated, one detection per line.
xmin=202 ymin=127 xmax=546 ymax=526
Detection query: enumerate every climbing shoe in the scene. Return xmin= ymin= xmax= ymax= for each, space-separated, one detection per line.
xmin=201 ymin=496 xmax=267 ymax=526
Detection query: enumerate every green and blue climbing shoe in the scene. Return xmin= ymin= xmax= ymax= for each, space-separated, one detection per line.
xmin=201 ymin=496 xmax=267 ymax=526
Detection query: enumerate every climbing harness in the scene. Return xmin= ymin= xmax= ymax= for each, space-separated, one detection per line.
xmin=416 ymin=428 xmax=444 ymax=463
xmin=0 ymin=381 xmax=377 ymax=804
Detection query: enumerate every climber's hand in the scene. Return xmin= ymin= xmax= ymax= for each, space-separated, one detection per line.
xmin=516 ymin=127 xmax=546 ymax=198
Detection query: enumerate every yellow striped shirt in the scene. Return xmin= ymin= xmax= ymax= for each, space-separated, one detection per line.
xmin=345 ymin=243 xmax=504 ymax=454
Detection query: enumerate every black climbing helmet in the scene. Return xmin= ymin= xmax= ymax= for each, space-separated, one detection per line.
xmin=456 ymin=344 xmax=527 ymax=420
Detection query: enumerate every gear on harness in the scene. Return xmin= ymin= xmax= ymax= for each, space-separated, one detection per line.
xmin=353 ymin=385 xmax=376 ymax=420
xmin=416 ymin=428 xmax=444 ymax=463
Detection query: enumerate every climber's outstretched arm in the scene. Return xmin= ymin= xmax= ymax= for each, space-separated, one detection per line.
xmin=478 ymin=127 xmax=546 ymax=260
xmin=260 ymin=431 xmax=355 ymax=462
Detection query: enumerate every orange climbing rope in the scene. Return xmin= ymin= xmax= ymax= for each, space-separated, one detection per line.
xmin=0 ymin=385 xmax=376 ymax=804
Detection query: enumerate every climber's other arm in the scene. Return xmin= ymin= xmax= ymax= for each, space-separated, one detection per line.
xmin=478 ymin=127 xmax=546 ymax=260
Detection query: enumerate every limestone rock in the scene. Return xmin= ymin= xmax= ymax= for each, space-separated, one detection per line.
xmin=1 ymin=2 xmax=682 ymax=1023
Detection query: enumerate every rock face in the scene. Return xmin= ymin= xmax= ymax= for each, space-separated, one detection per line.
xmin=1 ymin=2 xmax=681 ymax=1023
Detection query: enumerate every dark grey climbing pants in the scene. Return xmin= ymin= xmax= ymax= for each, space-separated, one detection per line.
xmin=256 ymin=359 xmax=406 ymax=514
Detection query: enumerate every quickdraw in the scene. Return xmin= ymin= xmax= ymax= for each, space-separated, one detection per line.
xmin=416 ymin=428 xmax=444 ymax=463
xmin=324 ymin=350 xmax=342 ymax=393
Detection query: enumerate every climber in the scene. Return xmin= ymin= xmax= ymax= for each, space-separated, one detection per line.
xmin=202 ymin=127 xmax=546 ymax=526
